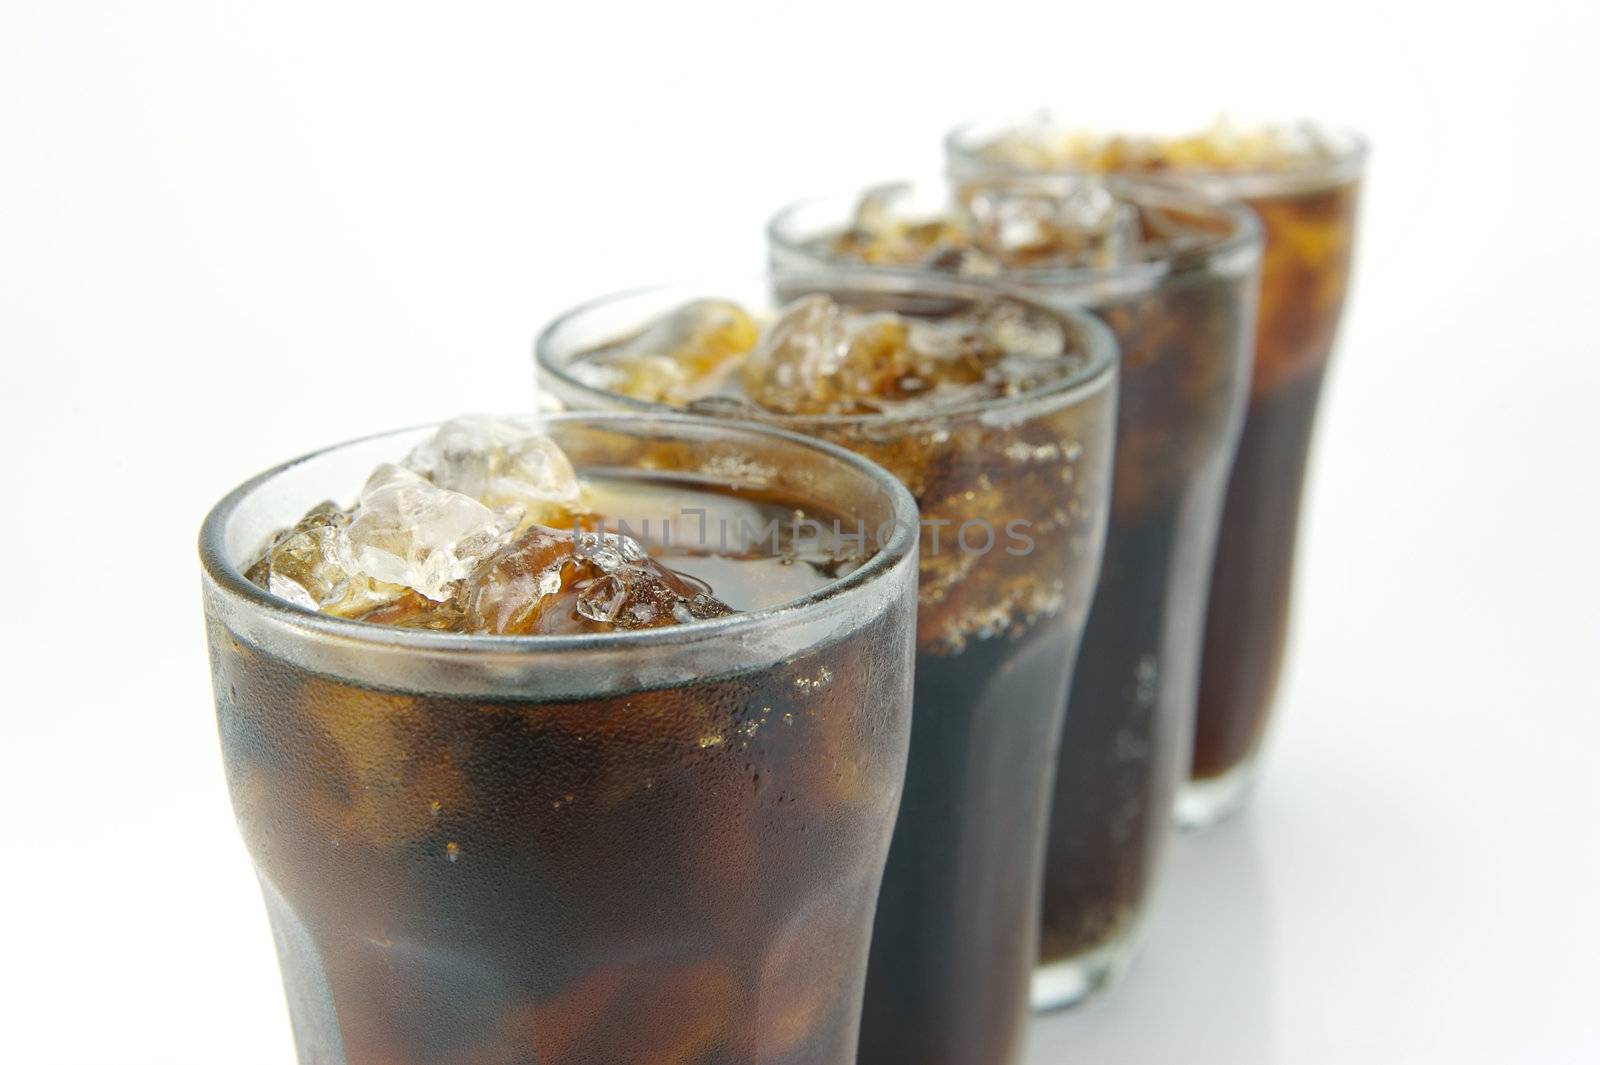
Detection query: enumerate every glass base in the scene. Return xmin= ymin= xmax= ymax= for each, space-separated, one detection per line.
xmin=1177 ymin=753 xmax=1260 ymax=830
xmin=1031 ymin=934 xmax=1137 ymax=1013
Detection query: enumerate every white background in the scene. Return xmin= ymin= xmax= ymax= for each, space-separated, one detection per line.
xmin=3 ymin=3 xmax=1598 ymax=1063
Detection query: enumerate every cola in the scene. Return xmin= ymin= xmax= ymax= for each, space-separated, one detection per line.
xmin=946 ymin=118 xmax=1365 ymax=824
xmin=201 ymin=413 xmax=921 ymax=1065
xmin=538 ymin=273 xmax=1118 ymax=1065
xmin=768 ymin=181 xmax=1261 ymax=1004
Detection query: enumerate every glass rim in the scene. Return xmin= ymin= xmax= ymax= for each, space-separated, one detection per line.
xmin=766 ymin=177 xmax=1263 ymax=291
xmin=199 ymin=410 xmax=920 ymax=656
xmin=533 ymin=269 xmax=1119 ymax=431
xmin=944 ymin=115 xmax=1369 ymax=197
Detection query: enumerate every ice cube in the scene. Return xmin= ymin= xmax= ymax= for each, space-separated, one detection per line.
xmin=965 ymin=179 xmax=1139 ymax=268
xmin=850 ymin=183 xmax=909 ymax=239
xmin=840 ymin=313 xmax=932 ymax=401
xmin=245 ymin=502 xmax=406 ymax=617
xmin=464 ymin=524 xmax=732 ymax=635
xmin=906 ymin=318 xmax=964 ymax=362
xmin=582 ymin=299 xmax=759 ymax=402
xmin=461 ymin=524 xmax=574 ymax=634
xmin=833 ymin=185 xmax=970 ymax=270
xmin=576 ymin=529 xmax=728 ymax=628
xmin=345 ymin=464 xmax=516 ymax=602
xmin=569 ymin=353 xmax=685 ymax=403
xmin=742 ymin=296 xmax=1027 ymax=414
xmin=739 ymin=295 xmax=851 ymax=412
xmin=404 ymin=415 xmax=582 ymax=528
xmin=968 ymin=188 xmax=1057 ymax=258
xmin=974 ymin=300 xmax=1068 ymax=360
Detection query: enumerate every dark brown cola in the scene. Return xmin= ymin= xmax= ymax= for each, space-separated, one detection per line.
xmin=767 ymin=184 xmax=1260 ymax=1004
xmin=210 ymin=604 xmax=907 ymax=1065
xmin=538 ymin=275 xmax=1118 ymax=1065
xmin=202 ymin=416 xmax=921 ymax=1065
xmin=943 ymin=119 xmax=1365 ymax=824
xmin=1192 ymin=180 xmax=1359 ymax=793
xmin=1035 ymin=260 xmax=1255 ymax=991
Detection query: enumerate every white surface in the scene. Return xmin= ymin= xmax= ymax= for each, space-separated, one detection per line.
xmin=3 ymin=3 xmax=1598 ymax=1063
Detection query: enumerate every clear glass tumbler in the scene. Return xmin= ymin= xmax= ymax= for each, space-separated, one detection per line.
xmin=947 ymin=118 xmax=1366 ymax=827
xmin=537 ymin=272 xmax=1118 ymax=1065
xmin=769 ymin=180 xmax=1261 ymax=1006
xmin=201 ymin=412 xmax=921 ymax=1065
